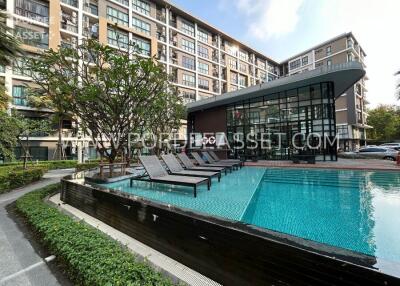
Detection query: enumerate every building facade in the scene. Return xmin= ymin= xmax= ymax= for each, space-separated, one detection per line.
xmin=281 ymin=33 xmax=370 ymax=151
xmin=0 ymin=0 xmax=368 ymax=160
xmin=186 ymin=62 xmax=365 ymax=161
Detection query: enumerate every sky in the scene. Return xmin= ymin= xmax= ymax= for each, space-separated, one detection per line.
xmin=170 ymin=0 xmax=400 ymax=107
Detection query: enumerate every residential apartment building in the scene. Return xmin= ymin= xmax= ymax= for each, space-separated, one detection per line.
xmin=0 ymin=0 xmax=281 ymax=160
xmin=281 ymin=33 xmax=369 ymax=151
xmin=0 ymin=0 xmax=367 ymax=160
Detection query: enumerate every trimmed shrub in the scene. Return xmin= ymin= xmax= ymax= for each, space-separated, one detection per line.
xmin=76 ymin=162 xmax=99 ymax=172
xmin=16 ymin=184 xmax=174 ymax=286
xmin=0 ymin=167 xmax=47 ymax=193
xmin=0 ymin=159 xmax=101 ymax=170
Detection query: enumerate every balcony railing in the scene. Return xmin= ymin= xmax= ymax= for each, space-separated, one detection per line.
xmin=15 ymin=7 xmax=49 ymax=24
xmin=61 ymin=22 xmax=78 ymax=33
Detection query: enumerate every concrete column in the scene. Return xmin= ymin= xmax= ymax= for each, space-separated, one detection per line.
xmin=49 ymin=0 xmax=61 ymax=50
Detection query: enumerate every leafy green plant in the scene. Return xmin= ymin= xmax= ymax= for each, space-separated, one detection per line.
xmin=16 ymin=184 xmax=174 ymax=286
xmin=75 ymin=162 xmax=98 ymax=171
xmin=0 ymin=166 xmax=46 ymax=193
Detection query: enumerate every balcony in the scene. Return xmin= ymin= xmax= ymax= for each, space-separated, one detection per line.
xmin=61 ymin=10 xmax=78 ymax=34
xmin=169 ymin=13 xmax=177 ymax=28
xmin=157 ymin=52 xmax=166 ymax=62
xmin=156 ymin=9 xmax=166 ymax=22
xmin=82 ymin=16 xmax=99 ymax=39
xmin=15 ymin=6 xmax=49 ymax=24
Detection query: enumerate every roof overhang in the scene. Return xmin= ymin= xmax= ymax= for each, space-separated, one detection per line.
xmin=186 ymin=62 xmax=365 ymax=113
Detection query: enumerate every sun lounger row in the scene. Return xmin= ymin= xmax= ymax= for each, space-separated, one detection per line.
xmin=130 ymin=152 xmax=243 ymax=197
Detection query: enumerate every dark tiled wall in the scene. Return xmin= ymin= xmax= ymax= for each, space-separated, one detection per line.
xmin=61 ymin=179 xmax=399 ymax=286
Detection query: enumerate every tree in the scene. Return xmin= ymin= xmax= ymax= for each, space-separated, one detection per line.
xmin=0 ymin=11 xmax=21 ymax=66
xmin=28 ymin=39 xmax=183 ymax=163
xmin=10 ymin=111 xmax=52 ymax=168
xmin=26 ymin=53 xmax=75 ymax=160
xmin=396 ymin=70 xmax=400 ymax=100
xmin=366 ymin=105 xmax=400 ymax=142
xmin=0 ymin=11 xmax=22 ymax=110
xmin=0 ymin=111 xmax=20 ymax=161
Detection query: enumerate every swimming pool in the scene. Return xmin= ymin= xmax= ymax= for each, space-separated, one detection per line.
xmin=102 ymin=167 xmax=400 ymax=275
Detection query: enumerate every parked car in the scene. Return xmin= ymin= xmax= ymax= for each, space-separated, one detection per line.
xmin=357 ymin=147 xmax=398 ymax=160
xmin=380 ymin=143 xmax=400 ymax=151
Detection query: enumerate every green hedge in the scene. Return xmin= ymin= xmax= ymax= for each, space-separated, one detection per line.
xmin=16 ymin=184 xmax=174 ymax=286
xmin=0 ymin=160 xmax=101 ymax=170
xmin=0 ymin=167 xmax=47 ymax=194
xmin=76 ymin=162 xmax=99 ymax=172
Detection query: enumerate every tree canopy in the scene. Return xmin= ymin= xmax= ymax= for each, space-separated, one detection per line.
xmin=0 ymin=11 xmax=22 ymax=111
xmin=28 ymin=39 xmax=183 ymax=163
xmin=367 ymin=105 xmax=400 ymax=143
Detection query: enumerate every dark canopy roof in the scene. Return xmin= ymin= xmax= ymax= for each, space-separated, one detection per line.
xmin=187 ymin=62 xmax=365 ymax=113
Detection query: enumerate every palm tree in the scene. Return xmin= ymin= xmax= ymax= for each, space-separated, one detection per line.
xmin=0 ymin=11 xmax=21 ymax=66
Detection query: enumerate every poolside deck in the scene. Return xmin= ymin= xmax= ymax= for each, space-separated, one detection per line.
xmin=245 ymin=158 xmax=400 ymax=171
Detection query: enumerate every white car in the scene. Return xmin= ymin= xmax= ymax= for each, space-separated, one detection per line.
xmin=380 ymin=143 xmax=400 ymax=150
xmin=357 ymin=147 xmax=398 ymax=161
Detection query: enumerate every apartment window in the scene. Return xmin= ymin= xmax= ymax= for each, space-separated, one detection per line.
xmin=230 ymin=72 xmax=237 ymax=84
xmin=239 ymin=51 xmax=248 ymax=61
xmin=198 ymin=62 xmax=209 ymax=75
xmin=132 ymin=0 xmax=150 ymax=16
xmin=132 ymin=35 xmax=151 ymax=56
xmin=347 ymin=38 xmax=353 ymax=48
xmin=229 ymin=58 xmax=237 ymax=70
xmin=198 ymin=29 xmax=208 ymax=43
xmin=337 ymin=125 xmax=348 ymax=137
xmin=347 ymin=53 xmax=353 ymax=62
xmin=259 ymin=71 xmax=266 ymax=80
xmin=13 ymin=58 xmax=32 ymax=76
xmin=198 ymin=78 xmax=209 ymax=90
xmin=326 ymin=46 xmax=332 ymax=56
xmin=239 ymin=62 xmax=247 ymax=73
xmin=132 ymin=16 xmax=150 ymax=35
xmin=15 ymin=0 xmax=49 ymax=24
xmin=14 ymin=26 xmax=48 ymax=49
xmin=257 ymin=60 xmax=266 ymax=69
xmin=181 ymin=38 xmax=195 ymax=53
xmin=327 ymin=59 xmax=332 ymax=67
xmin=198 ymin=45 xmax=208 ymax=58
xmin=238 ymin=74 xmax=246 ymax=86
xmin=107 ymin=7 xmax=128 ymax=26
xmin=182 ymin=56 xmax=195 ymax=70
xmin=181 ymin=91 xmax=195 ymax=102
xmin=115 ymin=0 xmax=129 ymax=6
xmin=289 ymin=59 xmax=301 ymax=70
xmin=107 ymin=27 xmax=129 ymax=49
xmin=302 ymin=56 xmax=308 ymax=66
xmin=182 ymin=73 xmax=195 ymax=87
xmin=12 ymin=85 xmax=28 ymax=106
xmin=315 ymin=61 xmax=323 ymax=68
xmin=181 ymin=20 xmax=194 ymax=37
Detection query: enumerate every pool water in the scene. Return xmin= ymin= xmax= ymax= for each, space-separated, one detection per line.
xmin=102 ymin=167 xmax=400 ymax=272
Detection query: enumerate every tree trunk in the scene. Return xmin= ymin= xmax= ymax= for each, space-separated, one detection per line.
xmin=56 ymin=117 xmax=63 ymax=160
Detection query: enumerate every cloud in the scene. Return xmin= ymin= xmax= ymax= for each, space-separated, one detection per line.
xmin=318 ymin=0 xmax=400 ymax=106
xmin=234 ymin=0 xmax=305 ymax=40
